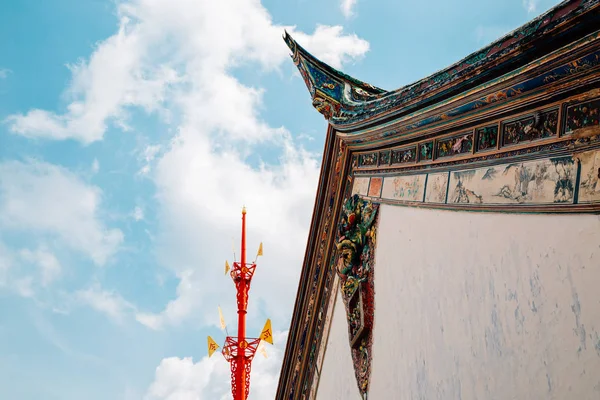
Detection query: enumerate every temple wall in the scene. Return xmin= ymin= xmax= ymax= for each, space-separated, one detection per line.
xmin=366 ymin=205 xmax=600 ymax=399
xmin=317 ymin=292 xmax=361 ymax=400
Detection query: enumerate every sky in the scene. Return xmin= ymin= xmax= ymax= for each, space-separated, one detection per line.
xmin=0 ymin=0 xmax=563 ymax=399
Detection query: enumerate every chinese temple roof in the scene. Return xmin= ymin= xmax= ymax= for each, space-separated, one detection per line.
xmin=284 ymin=0 xmax=600 ymax=131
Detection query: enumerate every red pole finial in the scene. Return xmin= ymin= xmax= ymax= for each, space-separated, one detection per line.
xmin=237 ymin=206 xmax=247 ymax=400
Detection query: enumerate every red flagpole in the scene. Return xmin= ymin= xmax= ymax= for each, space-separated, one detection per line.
xmin=222 ymin=207 xmax=260 ymax=400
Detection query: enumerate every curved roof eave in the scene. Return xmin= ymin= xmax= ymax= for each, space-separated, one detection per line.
xmin=284 ymin=0 xmax=600 ymax=130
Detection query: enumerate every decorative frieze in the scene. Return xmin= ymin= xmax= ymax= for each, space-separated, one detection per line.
xmin=355 ymin=96 xmax=599 ymax=170
xmin=391 ymin=146 xmax=416 ymax=164
xmin=475 ymin=125 xmax=498 ymax=152
xmin=378 ymin=151 xmax=391 ymax=166
xmin=436 ymin=132 xmax=473 ymax=158
xmin=358 ymin=153 xmax=377 ymax=167
xmin=418 ymin=141 xmax=434 ymax=161
xmin=501 ymin=109 xmax=558 ymax=146
xmin=565 ymin=98 xmax=600 ymax=134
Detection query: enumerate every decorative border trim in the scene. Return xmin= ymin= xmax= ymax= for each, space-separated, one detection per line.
xmin=353 ymin=90 xmax=600 ymax=173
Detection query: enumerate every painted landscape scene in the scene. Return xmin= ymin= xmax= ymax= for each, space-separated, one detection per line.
xmin=448 ymin=156 xmax=576 ymax=205
xmin=381 ymin=174 xmax=426 ymax=202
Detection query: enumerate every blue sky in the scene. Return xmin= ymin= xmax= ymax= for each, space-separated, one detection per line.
xmin=0 ymin=0 xmax=562 ymax=398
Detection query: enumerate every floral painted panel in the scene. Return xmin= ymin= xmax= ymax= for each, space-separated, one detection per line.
xmin=437 ymin=132 xmax=473 ymax=158
xmin=381 ymin=174 xmax=426 ymax=202
xmin=359 ymin=153 xmax=378 ymax=167
xmin=447 ymin=156 xmax=576 ymax=205
xmin=352 ymin=177 xmax=370 ymax=196
xmin=578 ymin=149 xmax=600 ymax=203
xmin=418 ymin=142 xmax=434 ymax=161
xmin=502 ymin=109 xmax=558 ymax=146
xmin=391 ymin=147 xmax=417 ymax=164
xmin=368 ymin=177 xmax=383 ymax=197
xmin=565 ymin=98 xmax=600 ymax=134
xmin=424 ymin=172 xmax=449 ymax=203
xmin=475 ymin=125 xmax=498 ymax=152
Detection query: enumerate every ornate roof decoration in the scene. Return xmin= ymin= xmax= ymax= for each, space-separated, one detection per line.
xmin=283 ymin=31 xmax=386 ymax=120
xmin=284 ymin=0 xmax=600 ymax=131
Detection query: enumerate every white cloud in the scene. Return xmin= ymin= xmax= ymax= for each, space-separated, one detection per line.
xmin=0 ymin=160 xmax=123 ymax=265
xmin=290 ymin=25 xmax=369 ymax=69
xmin=523 ymin=0 xmax=538 ymax=13
xmin=132 ymin=206 xmax=144 ymax=221
xmin=0 ymin=68 xmax=11 ymax=79
xmin=136 ymin=269 xmax=200 ymax=330
xmin=5 ymin=0 xmax=369 ymax=143
xmin=3 ymin=0 xmax=369 ymax=386
xmin=76 ymin=284 xmax=135 ymax=323
xmin=14 ymin=276 xmax=35 ymax=298
xmin=5 ymin=19 xmax=180 ymax=144
xmin=145 ymin=330 xmax=288 ymax=400
xmin=23 ymin=0 xmax=366 ymax=330
xmin=20 ymin=246 xmax=62 ymax=286
xmin=0 ymin=242 xmax=13 ymax=287
xmin=92 ymin=158 xmax=100 ymax=173
xmin=341 ymin=0 xmax=358 ymax=18
xmin=134 ymin=129 xmax=322 ymax=329
xmin=138 ymin=144 xmax=161 ymax=175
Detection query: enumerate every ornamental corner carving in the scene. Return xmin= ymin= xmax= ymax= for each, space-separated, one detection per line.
xmin=312 ymin=93 xmax=341 ymax=120
xmin=336 ymin=194 xmax=379 ymax=397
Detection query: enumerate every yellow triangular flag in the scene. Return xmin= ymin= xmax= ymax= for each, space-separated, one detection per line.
xmin=257 ymin=242 xmax=263 ymax=257
xmin=259 ymin=319 xmax=273 ymax=344
xmin=218 ymin=306 xmax=226 ymax=330
xmin=225 ymin=260 xmax=230 ymax=275
xmin=207 ymin=336 xmax=220 ymax=357
xmin=258 ymin=341 xmax=268 ymax=358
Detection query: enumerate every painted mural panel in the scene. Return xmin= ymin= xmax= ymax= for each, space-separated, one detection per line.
xmin=578 ymin=149 xmax=600 ymax=203
xmin=381 ymin=174 xmax=426 ymax=202
xmin=352 ymin=177 xmax=370 ymax=196
xmin=424 ymin=172 xmax=449 ymax=203
xmin=448 ymin=156 xmax=576 ymax=205
xmin=367 ymin=177 xmax=383 ymax=197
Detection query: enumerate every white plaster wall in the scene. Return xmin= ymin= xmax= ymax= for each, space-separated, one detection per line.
xmin=367 ymin=205 xmax=600 ymax=399
xmin=317 ymin=291 xmax=362 ymax=400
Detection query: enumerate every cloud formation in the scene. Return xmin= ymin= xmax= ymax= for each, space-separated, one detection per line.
xmin=11 ymin=0 xmax=369 ymax=330
xmin=3 ymin=0 xmax=370 ymax=395
xmin=5 ymin=0 xmax=369 ymax=144
xmin=523 ymin=0 xmax=538 ymax=13
xmin=145 ymin=331 xmax=289 ymax=399
xmin=341 ymin=0 xmax=358 ymax=19
xmin=0 ymin=160 xmax=123 ymax=266
xmin=75 ymin=284 xmax=136 ymax=323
